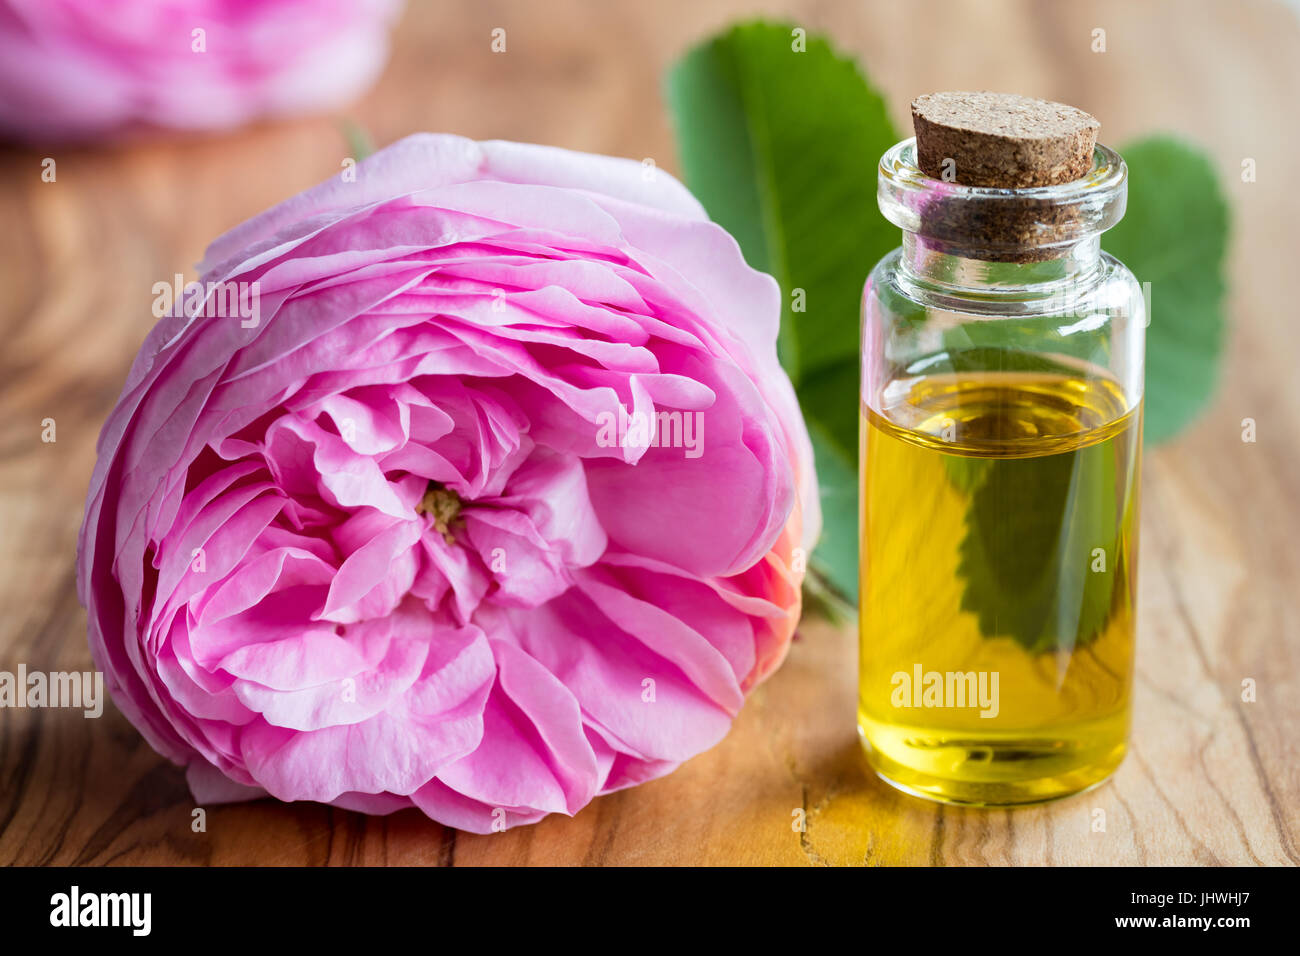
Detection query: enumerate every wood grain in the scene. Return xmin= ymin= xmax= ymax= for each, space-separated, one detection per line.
xmin=1 ymin=0 xmax=1297 ymax=866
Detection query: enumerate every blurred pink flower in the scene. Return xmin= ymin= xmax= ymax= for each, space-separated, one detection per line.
xmin=78 ymin=134 xmax=819 ymax=831
xmin=0 ymin=0 xmax=400 ymax=143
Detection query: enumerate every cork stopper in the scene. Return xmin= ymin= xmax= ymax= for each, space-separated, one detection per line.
xmin=912 ymin=91 xmax=1100 ymax=188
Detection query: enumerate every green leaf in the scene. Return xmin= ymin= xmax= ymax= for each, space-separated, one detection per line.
xmin=1104 ymin=136 xmax=1229 ymax=444
xmin=667 ymin=22 xmax=898 ymax=384
xmin=954 ymin=439 xmax=1124 ymax=653
xmin=666 ymin=21 xmax=899 ymax=599
xmin=805 ymin=422 xmax=859 ymax=602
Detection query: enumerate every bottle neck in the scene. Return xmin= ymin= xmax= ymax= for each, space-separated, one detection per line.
xmin=898 ymin=232 xmax=1104 ymax=299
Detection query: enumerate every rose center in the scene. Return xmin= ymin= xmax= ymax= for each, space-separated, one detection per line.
xmin=416 ymin=483 xmax=463 ymax=545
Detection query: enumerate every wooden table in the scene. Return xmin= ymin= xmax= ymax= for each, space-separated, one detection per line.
xmin=1 ymin=0 xmax=1296 ymax=866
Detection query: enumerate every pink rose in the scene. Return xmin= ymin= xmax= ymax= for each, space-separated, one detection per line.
xmin=78 ymin=134 xmax=819 ymax=831
xmin=0 ymin=0 xmax=400 ymax=143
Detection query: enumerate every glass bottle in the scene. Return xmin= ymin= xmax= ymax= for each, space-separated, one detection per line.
xmin=858 ymin=138 xmax=1144 ymax=805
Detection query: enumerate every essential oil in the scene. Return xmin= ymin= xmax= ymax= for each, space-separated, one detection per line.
xmin=857 ymin=369 xmax=1140 ymax=804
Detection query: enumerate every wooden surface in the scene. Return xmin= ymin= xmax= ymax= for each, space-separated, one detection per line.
xmin=1 ymin=0 xmax=1298 ymax=866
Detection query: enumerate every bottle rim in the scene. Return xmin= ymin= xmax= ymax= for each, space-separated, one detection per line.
xmin=878 ymin=138 xmax=1128 ymax=260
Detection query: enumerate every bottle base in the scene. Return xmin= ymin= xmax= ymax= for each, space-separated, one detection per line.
xmin=858 ymin=718 xmax=1127 ymax=807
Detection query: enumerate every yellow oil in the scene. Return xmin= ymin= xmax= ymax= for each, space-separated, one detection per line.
xmin=858 ymin=371 xmax=1141 ymax=805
